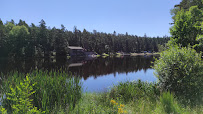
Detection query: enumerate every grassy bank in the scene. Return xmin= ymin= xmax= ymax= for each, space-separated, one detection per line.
xmin=68 ymin=81 xmax=203 ymax=114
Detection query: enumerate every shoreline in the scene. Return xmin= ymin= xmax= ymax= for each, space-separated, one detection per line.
xmin=130 ymin=53 xmax=160 ymax=56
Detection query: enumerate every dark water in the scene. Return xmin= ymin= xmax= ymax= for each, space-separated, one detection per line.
xmin=0 ymin=55 xmax=159 ymax=92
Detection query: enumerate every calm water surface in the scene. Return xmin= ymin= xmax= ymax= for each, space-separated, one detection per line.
xmin=0 ymin=55 xmax=159 ymax=92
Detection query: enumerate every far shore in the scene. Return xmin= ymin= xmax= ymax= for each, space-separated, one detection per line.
xmin=130 ymin=53 xmax=160 ymax=56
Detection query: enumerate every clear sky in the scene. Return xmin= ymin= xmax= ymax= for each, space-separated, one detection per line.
xmin=1 ymin=0 xmax=181 ymax=37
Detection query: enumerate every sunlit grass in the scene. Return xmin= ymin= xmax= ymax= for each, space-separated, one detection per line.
xmin=68 ymin=80 xmax=203 ymax=114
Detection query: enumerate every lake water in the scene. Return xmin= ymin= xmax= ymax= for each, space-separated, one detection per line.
xmin=0 ymin=55 xmax=159 ymax=92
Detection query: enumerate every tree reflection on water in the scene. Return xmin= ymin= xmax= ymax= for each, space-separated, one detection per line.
xmin=0 ymin=55 xmax=158 ymax=80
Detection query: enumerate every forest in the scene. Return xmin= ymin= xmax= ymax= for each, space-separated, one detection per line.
xmin=0 ymin=19 xmax=169 ymax=58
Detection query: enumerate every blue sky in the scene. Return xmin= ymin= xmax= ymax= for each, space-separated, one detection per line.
xmin=1 ymin=0 xmax=181 ymax=37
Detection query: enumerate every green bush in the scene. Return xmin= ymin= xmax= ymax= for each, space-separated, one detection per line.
xmin=153 ymin=45 xmax=203 ymax=91
xmin=153 ymin=45 xmax=203 ymax=105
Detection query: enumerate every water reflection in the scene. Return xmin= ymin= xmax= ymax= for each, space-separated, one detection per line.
xmin=0 ymin=55 xmax=159 ymax=80
xmin=68 ymin=56 xmax=158 ymax=80
xmin=0 ymin=55 xmax=159 ymax=92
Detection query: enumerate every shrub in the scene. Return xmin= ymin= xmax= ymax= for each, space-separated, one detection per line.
xmin=153 ymin=45 xmax=203 ymax=91
xmin=153 ymin=45 xmax=203 ymax=105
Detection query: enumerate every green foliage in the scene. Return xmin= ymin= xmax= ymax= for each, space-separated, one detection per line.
xmin=157 ymin=44 xmax=166 ymax=52
xmin=170 ymin=1 xmax=203 ymax=51
xmin=195 ymin=34 xmax=203 ymax=51
xmin=31 ymin=70 xmax=82 ymax=112
xmin=0 ymin=107 xmax=7 ymax=114
xmin=66 ymin=81 xmax=203 ymax=114
xmin=153 ymin=45 xmax=203 ymax=97
xmin=9 ymin=25 xmax=29 ymax=38
xmin=154 ymin=92 xmax=182 ymax=114
xmin=8 ymin=25 xmax=30 ymax=57
xmin=5 ymin=22 xmax=15 ymax=32
xmin=1 ymin=70 xmax=82 ymax=113
xmin=180 ymin=0 xmax=203 ymax=10
xmin=170 ymin=6 xmax=203 ymax=47
xmin=109 ymin=80 xmax=160 ymax=103
xmin=1 ymin=75 xmax=43 ymax=114
xmin=1 ymin=78 xmax=196 ymax=114
xmin=166 ymin=37 xmax=178 ymax=48
xmin=171 ymin=0 xmax=203 ymax=22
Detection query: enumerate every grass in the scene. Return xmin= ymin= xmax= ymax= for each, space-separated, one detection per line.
xmin=55 ymin=80 xmax=203 ymax=114
xmin=69 ymin=80 xmax=202 ymax=114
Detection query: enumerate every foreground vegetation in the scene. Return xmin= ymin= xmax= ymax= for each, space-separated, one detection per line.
xmin=1 ymin=76 xmax=202 ymax=114
xmin=0 ymin=70 xmax=82 ymax=113
xmin=70 ymin=82 xmax=202 ymax=114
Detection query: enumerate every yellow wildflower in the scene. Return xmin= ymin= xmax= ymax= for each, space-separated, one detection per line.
xmin=124 ymin=110 xmax=127 ymax=113
xmin=110 ymin=100 xmax=117 ymax=105
xmin=119 ymin=104 xmax=124 ymax=108
xmin=118 ymin=108 xmax=124 ymax=113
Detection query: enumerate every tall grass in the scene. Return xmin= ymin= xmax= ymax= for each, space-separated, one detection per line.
xmin=109 ymin=80 xmax=160 ymax=103
xmin=0 ymin=70 xmax=82 ymax=113
xmin=154 ymin=92 xmax=182 ymax=114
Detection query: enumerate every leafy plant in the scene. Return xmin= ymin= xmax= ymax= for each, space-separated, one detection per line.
xmin=1 ymin=75 xmax=43 ymax=114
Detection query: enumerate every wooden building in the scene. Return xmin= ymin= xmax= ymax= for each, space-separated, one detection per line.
xmin=68 ymin=46 xmax=85 ymax=57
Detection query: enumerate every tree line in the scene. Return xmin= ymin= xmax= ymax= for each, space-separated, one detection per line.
xmin=0 ymin=19 xmax=169 ymax=58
